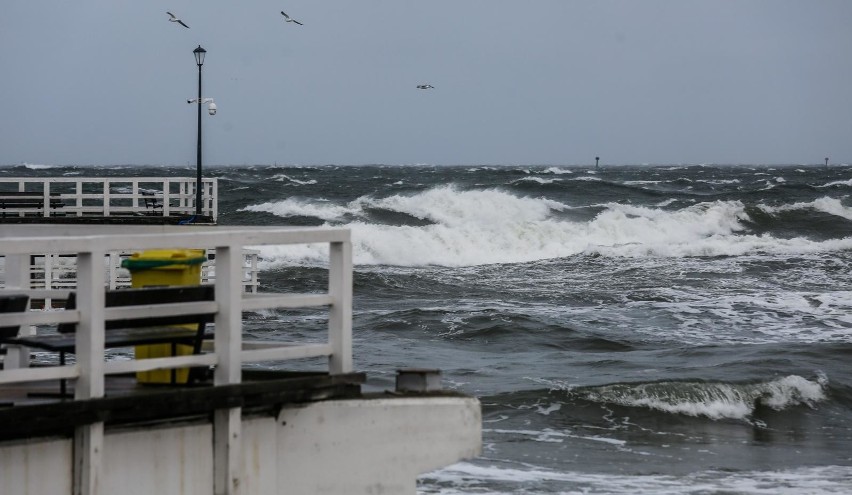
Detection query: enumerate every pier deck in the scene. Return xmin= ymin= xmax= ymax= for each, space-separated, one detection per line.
xmin=0 ymin=370 xmax=366 ymax=442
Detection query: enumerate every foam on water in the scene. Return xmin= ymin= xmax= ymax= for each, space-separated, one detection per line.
xmin=540 ymin=167 xmax=574 ymax=175
xmin=758 ymin=196 xmax=852 ymax=221
xmin=632 ymin=284 xmax=852 ymax=345
xmin=513 ymin=177 xmax=559 ymax=184
xmin=241 ymin=198 xmax=350 ymax=221
xmin=817 ymin=178 xmax=852 ymax=188
xmin=246 ymin=186 xmax=852 ymax=267
xmin=21 ymin=162 xmax=55 ymax=169
xmin=270 ymin=174 xmax=318 ymax=185
xmin=419 ymin=463 xmax=852 ymax=495
xmin=570 ymin=374 xmax=828 ymax=420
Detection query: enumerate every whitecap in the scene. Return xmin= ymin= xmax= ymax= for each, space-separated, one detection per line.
xmin=247 ymin=187 xmax=852 ymax=268
xmin=419 ymin=463 xmax=852 ymax=495
xmin=575 ymin=374 xmax=828 ymax=421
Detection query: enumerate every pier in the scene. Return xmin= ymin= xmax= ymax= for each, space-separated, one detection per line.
xmin=0 ymin=177 xmax=217 ymax=224
xmin=1 ymin=176 xmax=261 ymax=297
xmin=0 ymin=225 xmax=481 ymax=495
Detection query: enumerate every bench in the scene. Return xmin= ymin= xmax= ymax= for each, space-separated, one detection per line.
xmin=0 ymin=191 xmax=65 ymax=218
xmin=140 ymin=191 xmax=163 ymax=215
xmin=0 ymin=286 xmax=216 ymax=395
xmin=0 ymin=294 xmax=31 ymax=359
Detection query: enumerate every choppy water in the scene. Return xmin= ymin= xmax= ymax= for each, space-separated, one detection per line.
xmin=4 ymin=163 xmax=852 ymax=494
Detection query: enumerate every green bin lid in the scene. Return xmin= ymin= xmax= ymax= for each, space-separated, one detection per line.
xmin=120 ymin=249 xmax=207 ymax=270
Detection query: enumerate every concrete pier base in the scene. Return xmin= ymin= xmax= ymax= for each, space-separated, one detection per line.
xmin=0 ymin=395 xmax=481 ymax=495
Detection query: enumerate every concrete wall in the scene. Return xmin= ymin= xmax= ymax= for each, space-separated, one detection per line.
xmin=0 ymin=396 xmax=481 ymax=495
xmin=0 ymin=437 xmax=72 ymax=494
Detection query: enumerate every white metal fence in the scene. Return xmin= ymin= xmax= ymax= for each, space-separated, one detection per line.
xmin=13 ymin=250 xmax=260 ymax=307
xmin=0 ymin=225 xmax=352 ymax=495
xmin=0 ymin=225 xmax=352 ymax=384
xmin=0 ymin=177 xmax=218 ymax=221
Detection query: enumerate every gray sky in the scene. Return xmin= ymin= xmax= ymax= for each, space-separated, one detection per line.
xmin=1 ymin=1 xmax=850 ymax=166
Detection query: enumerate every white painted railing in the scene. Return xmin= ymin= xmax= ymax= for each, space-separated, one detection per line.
xmin=0 ymin=225 xmax=352 ymax=390
xmin=0 ymin=177 xmax=218 ymax=222
xmin=15 ymin=250 xmax=260 ymax=304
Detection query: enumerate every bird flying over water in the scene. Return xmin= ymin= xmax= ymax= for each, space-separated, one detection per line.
xmin=167 ymin=12 xmax=190 ymax=28
xmin=417 ymin=84 xmax=435 ymax=90
xmin=280 ymin=11 xmax=303 ymax=25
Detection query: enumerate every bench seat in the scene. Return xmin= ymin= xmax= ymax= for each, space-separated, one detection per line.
xmin=8 ymin=326 xmax=209 ymax=354
xmin=0 ymin=192 xmax=65 ymax=217
xmin=0 ymin=286 xmax=216 ymax=393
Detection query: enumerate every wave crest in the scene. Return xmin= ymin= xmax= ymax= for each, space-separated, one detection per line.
xmin=245 ymin=186 xmax=852 ymax=267
xmin=571 ymin=374 xmax=828 ymax=420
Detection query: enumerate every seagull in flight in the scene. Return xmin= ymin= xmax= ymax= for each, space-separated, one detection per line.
xmin=167 ymin=12 xmax=190 ymax=29
xmin=280 ymin=11 xmax=303 ymax=25
xmin=417 ymin=84 xmax=435 ymax=90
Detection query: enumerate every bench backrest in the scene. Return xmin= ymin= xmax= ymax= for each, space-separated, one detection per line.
xmin=58 ymin=285 xmax=215 ymax=334
xmin=0 ymin=192 xmax=65 ymax=213
xmin=0 ymin=294 xmax=30 ymax=339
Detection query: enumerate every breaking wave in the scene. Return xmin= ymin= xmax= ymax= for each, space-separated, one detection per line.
xmin=569 ymin=374 xmax=828 ymax=420
xmin=244 ymin=186 xmax=852 ymax=267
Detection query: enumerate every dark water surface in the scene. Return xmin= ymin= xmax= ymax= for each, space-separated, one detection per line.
xmin=5 ymin=163 xmax=852 ymax=494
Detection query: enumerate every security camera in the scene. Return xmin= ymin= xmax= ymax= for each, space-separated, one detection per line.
xmin=208 ymin=102 xmax=217 ymax=116
xmin=187 ymin=99 xmax=193 ymax=104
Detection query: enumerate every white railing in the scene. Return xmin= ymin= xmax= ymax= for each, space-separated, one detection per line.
xmin=14 ymin=249 xmax=260 ymax=303
xmin=0 ymin=177 xmax=218 ymax=222
xmin=0 ymin=225 xmax=352 ymax=391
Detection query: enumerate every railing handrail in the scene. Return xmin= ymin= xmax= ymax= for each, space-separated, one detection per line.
xmin=14 ymin=249 xmax=260 ymax=296
xmin=0 ymin=225 xmax=353 ymax=397
xmin=0 ymin=177 xmax=217 ymax=222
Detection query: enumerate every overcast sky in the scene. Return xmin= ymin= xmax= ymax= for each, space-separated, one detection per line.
xmin=1 ymin=1 xmax=850 ymax=166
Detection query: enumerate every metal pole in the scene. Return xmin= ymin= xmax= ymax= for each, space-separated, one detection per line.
xmin=196 ymin=63 xmax=203 ymax=216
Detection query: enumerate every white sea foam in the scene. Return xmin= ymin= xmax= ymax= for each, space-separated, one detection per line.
xmin=240 ymin=198 xmax=350 ymax=221
xmin=485 ymin=427 xmax=626 ymax=446
xmin=541 ymin=167 xmax=573 ymax=175
xmin=244 ymin=186 xmax=852 ymax=267
xmin=419 ymin=463 xmax=852 ymax=495
xmin=535 ymin=402 xmax=562 ymax=416
xmin=270 ymin=174 xmax=318 ymax=185
xmin=817 ymin=178 xmax=852 ymax=188
xmin=513 ymin=177 xmax=558 ymax=184
xmin=576 ymin=374 xmax=828 ymax=420
xmin=651 ymin=288 xmax=852 ymax=344
xmin=622 ymin=180 xmax=662 ymax=185
xmin=571 ymin=176 xmax=602 ymax=182
xmin=21 ymin=162 xmax=55 ymax=169
xmin=758 ymin=196 xmax=852 ymax=221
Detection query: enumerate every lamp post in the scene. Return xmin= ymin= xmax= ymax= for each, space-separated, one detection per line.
xmin=193 ymin=45 xmax=206 ymax=216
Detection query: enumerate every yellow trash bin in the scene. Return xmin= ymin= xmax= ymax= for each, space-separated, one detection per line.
xmin=120 ymin=249 xmax=207 ymax=384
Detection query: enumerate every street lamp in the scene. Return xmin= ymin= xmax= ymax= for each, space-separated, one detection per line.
xmin=193 ymin=45 xmax=206 ymax=216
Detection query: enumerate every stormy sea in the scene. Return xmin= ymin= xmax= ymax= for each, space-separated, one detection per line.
xmin=4 ymin=163 xmax=852 ymax=494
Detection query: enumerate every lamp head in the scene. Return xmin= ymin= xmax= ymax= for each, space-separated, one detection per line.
xmin=193 ymin=45 xmax=206 ymax=66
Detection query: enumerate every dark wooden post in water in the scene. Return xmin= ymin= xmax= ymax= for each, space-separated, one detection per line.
xmin=193 ymin=45 xmax=207 ymax=216
xmin=595 ymin=156 xmax=600 ymax=168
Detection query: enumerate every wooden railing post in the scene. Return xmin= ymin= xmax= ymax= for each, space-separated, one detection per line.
xmin=73 ymin=249 xmax=106 ymax=495
xmin=328 ymin=240 xmax=353 ymax=374
xmin=75 ymin=180 xmax=83 ymax=216
xmin=102 ymin=181 xmax=110 ymax=216
xmin=214 ymin=244 xmax=243 ymax=495
xmin=210 ymin=179 xmax=218 ymax=221
xmin=42 ymin=181 xmax=51 ymax=217
xmin=74 ymin=250 xmax=106 ymax=399
xmin=131 ymin=181 xmax=139 ymax=210
xmin=163 ymin=179 xmax=171 ymax=217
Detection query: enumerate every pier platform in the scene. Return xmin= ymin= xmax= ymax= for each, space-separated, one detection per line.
xmin=0 ymin=224 xmax=481 ymax=495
